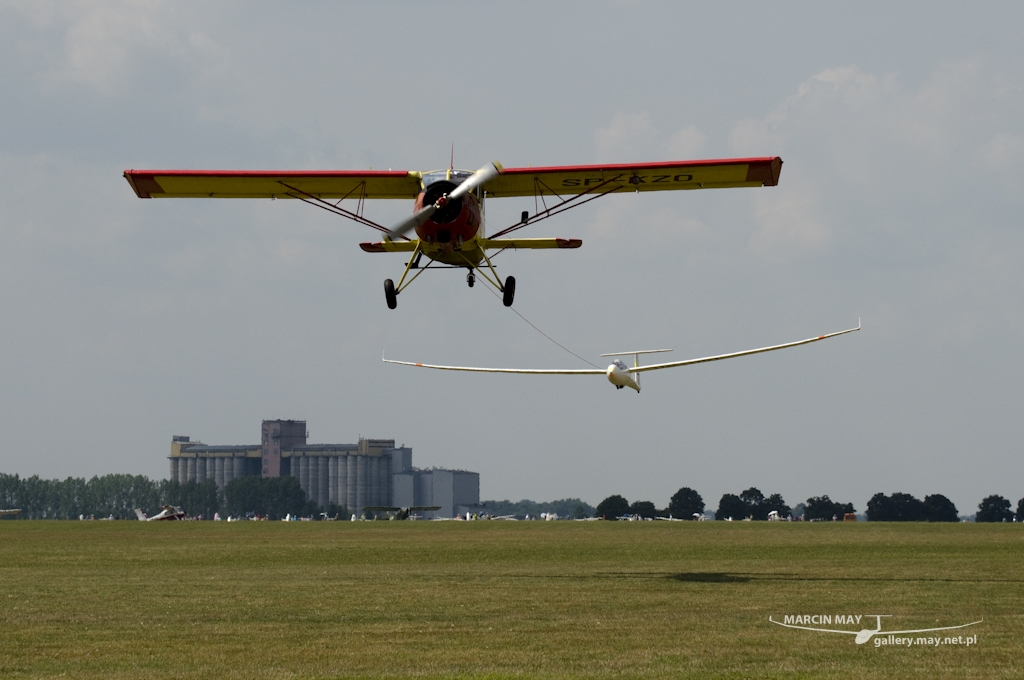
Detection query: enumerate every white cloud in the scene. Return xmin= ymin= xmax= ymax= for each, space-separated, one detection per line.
xmin=593 ymin=112 xmax=657 ymax=161
xmin=667 ymin=124 xmax=706 ymax=159
xmin=593 ymin=115 xmax=709 ymax=162
xmin=1 ymin=0 xmax=220 ymax=93
xmin=730 ymin=58 xmax=1024 ymax=259
xmin=747 ymin=189 xmax=831 ymax=262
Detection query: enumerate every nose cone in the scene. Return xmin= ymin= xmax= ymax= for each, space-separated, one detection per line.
xmin=606 ymin=364 xmax=641 ymax=392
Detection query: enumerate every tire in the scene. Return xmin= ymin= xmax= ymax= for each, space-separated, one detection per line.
xmin=502 ymin=276 xmax=516 ymax=307
xmin=384 ymin=279 xmax=397 ymax=309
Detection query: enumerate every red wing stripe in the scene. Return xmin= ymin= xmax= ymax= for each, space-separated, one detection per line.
xmin=123 ymin=169 xmax=410 ymax=178
xmin=499 ymin=157 xmax=780 ymax=175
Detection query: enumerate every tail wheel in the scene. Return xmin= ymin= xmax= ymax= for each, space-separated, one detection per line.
xmin=502 ymin=275 xmax=516 ymax=307
xmin=384 ymin=279 xmax=397 ymax=309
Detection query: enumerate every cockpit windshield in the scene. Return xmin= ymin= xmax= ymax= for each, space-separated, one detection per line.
xmin=421 ymin=169 xmax=476 ymax=188
xmin=613 ymin=360 xmax=628 ymax=370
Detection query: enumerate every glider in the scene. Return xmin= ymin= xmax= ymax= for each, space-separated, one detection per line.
xmin=362 ymin=506 xmax=441 ymax=520
xmin=384 ymin=322 xmax=860 ymax=392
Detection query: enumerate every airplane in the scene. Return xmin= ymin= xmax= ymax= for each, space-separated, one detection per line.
xmin=384 ymin=322 xmax=860 ymax=392
xmin=0 ymin=509 xmax=21 ymax=518
xmin=362 ymin=505 xmax=442 ymax=520
xmin=134 ymin=505 xmax=187 ymax=521
xmin=123 ymin=157 xmax=782 ymax=309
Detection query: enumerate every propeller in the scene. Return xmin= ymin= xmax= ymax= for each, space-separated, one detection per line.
xmin=387 ymin=161 xmax=502 ymax=238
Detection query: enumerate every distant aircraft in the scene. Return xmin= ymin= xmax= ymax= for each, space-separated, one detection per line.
xmin=385 ymin=323 xmax=860 ymax=392
xmin=362 ymin=506 xmax=442 ymax=520
xmin=0 ymin=509 xmax=21 ymax=517
xmin=134 ymin=506 xmax=186 ymax=521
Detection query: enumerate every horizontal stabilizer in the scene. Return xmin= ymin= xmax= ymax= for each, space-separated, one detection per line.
xmin=600 ymin=349 xmax=672 ymax=357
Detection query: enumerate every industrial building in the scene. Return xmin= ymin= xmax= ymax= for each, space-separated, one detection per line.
xmin=169 ymin=420 xmax=479 ymax=518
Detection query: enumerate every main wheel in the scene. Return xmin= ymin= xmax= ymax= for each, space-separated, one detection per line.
xmin=466 ymin=269 xmax=475 ymax=288
xmin=384 ymin=279 xmax=397 ymax=309
xmin=502 ymin=275 xmax=516 ymax=307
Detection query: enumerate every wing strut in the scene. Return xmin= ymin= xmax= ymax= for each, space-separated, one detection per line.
xmin=489 ymin=176 xmax=626 ymax=239
xmin=280 ymin=182 xmax=400 ymax=237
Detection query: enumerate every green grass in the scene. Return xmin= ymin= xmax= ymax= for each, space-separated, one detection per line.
xmin=1 ymin=521 xmax=1021 ymax=679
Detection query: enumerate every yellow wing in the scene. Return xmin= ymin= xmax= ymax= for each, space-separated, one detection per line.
xmin=124 ymin=169 xmax=422 ymax=199
xmin=484 ymin=157 xmax=782 ymax=197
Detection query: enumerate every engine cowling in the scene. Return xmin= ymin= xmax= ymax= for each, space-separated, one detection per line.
xmin=413 ymin=180 xmax=481 ymax=244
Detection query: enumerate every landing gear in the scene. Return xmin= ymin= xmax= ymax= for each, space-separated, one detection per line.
xmin=502 ymin=276 xmax=516 ymax=307
xmin=466 ymin=269 xmax=475 ymax=288
xmin=384 ymin=279 xmax=397 ymax=309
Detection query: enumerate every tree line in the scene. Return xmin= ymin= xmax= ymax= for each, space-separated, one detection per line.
xmin=594 ymin=487 xmax=1024 ymax=522
xmin=4 ymin=471 xmax=1024 ymax=522
xmin=482 ymin=498 xmax=595 ymax=519
xmin=0 ymin=473 xmax=333 ymax=520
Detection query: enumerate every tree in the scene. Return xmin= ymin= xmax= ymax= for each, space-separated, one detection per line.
xmin=866 ymin=492 xmax=925 ymax=521
xmin=668 ymin=487 xmax=704 ymax=519
xmin=923 ymin=494 xmax=958 ymax=522
xmin=595 ymin=495 xmax=629 ymax=520
xmin=629 ymin=500 xmax=657 ymax=519
xmin=224 ymin=476 xmax=310 ymax=520
xmin=739 ymin=487 xmax=765 ymax=513
xmin=805 ymin=495 xmax=855 ymax=521
xmin=716 ymin=494 xmax=747 ymax=521
xmin=760 ymin=493 xmax=791 ymax=520
xmin=976 ymin=495 xmax=1013 ymax=522
xmin=1017 ymin=497 xmax=1024 ymax=523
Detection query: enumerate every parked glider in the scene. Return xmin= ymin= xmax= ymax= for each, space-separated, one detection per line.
xmin=362 ymin=506 xmax=441 ymax=520
xmin=384 ymin=323 xmax=860 ymax=392
xmin=134 ymin=506 xmax=186 ymax=521
xmin=123 ymin=157 xmax=782 ymax=308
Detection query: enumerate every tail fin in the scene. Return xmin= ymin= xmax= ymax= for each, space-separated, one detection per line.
xmin=134 ymin=508 xmax=147 ymax=521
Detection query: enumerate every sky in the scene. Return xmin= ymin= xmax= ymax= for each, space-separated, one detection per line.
xmin=1 ymin=1 xmax=1022 ymax=515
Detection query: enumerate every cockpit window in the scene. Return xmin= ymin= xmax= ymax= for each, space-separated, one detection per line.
xmin=421 ymin=169 xmax=475 ymax=188
xmin=613 ymin=360 xmax=628 ymax=370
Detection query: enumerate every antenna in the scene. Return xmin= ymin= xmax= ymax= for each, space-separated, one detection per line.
xmin=450 ymin=142 xmax=454 ymax=170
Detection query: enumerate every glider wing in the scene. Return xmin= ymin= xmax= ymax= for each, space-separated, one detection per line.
xmin=382 ymin=357 xmax=603 ymax=375
xmin=628 ymin=323 xmax=860 ymax=373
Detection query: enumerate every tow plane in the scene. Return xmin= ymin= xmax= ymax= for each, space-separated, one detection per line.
xmin=384 ymin=322 xmax=860 ymax=392
xmin=124 ymin=157 xmax=782 ymax=308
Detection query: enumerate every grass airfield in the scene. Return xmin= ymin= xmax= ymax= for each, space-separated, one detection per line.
xmin=1 ymin=521 xmax=1021 ymax=679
